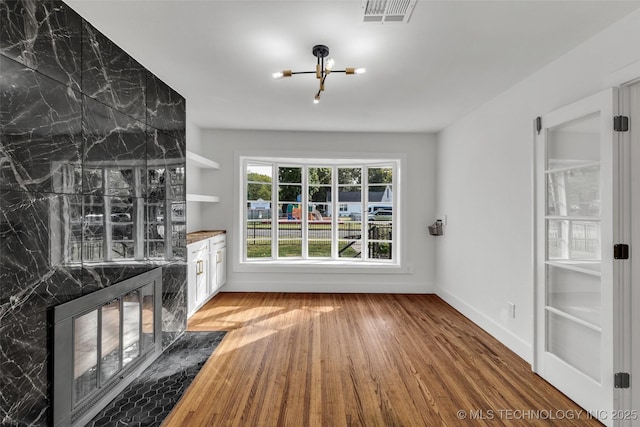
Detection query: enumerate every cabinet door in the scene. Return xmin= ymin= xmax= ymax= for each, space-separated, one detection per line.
xmin=195 ymin=252 xmax=208 ymax=306
xmin=208 ymin=245 xmax=217 ymax=295
xmin=216 ymin=246 xmax=226 ymax=289
xmin=188 ymin=240 xmax=209 ymax=317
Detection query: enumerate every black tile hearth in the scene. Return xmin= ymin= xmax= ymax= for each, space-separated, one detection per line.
xmin=87 ymin=331 xmax=226 ymax=427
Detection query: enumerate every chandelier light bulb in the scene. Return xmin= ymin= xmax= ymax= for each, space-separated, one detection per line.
xmin=355 ymin=68 xmax=366 ymax=74
xmin=273 ymin=70 xmax=292 ymax=79
xmin=326 ymin=58 xmax=335 ymax=71
xmin=314 ymin=94 xmax=320 ymax=104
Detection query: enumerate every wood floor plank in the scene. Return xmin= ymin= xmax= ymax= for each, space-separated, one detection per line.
xmin=164 ymin=293 xmax=602 ymax=426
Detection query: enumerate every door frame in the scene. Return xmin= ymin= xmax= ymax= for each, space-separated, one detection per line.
xmin=619 ymin=79 xmax=640 ymax=425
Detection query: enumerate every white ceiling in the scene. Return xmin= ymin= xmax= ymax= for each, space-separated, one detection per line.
xmin=67 ymin=0 xmax=640 ymax=133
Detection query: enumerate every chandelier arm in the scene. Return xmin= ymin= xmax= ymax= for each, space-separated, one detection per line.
xmin=286 ymin=70 xmax=356 ymax=75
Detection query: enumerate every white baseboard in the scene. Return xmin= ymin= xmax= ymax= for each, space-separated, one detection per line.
xmin=221 ymin=280 xmax=433 ymax=294
xmin=435 ymin=286 xmax=533 ymax=364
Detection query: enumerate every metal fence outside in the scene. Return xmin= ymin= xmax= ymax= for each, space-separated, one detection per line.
xmin=246 ymin=221 xmax=392 ymax=259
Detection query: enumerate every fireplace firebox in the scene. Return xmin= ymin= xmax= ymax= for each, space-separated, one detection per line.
xmin=51 ymin=268 xmax=163 ymax=426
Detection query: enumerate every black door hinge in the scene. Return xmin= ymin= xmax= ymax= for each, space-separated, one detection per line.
xmin=614 ymin=116 xmax=629 ymax=132
xmin=536 ymin=117 xmax=542 ymax=135
xmin=614 ymin=244 xmax=629 ymax=260
xmin=614 ymin=372 xmax=630 ymax=389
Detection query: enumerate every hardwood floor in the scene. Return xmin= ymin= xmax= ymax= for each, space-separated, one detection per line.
xmin=164 ymin=293 xmax=602 ymax=426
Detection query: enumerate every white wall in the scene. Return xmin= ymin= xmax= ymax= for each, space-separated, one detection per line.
xmin=195 ymin=129 xmax=437 ymax=293
xmin=186 ymin=120 xmax=203 ymax=233
xmin=436 ymin=9 xmax=640 ymax=362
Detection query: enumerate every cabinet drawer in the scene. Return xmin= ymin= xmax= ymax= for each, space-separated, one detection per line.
xmin=187 ymin=239 xmax=209 ymax=262
xmin=210 ymin=234 xmax=226 ymax=249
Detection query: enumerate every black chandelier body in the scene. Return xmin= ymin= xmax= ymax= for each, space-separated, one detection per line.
xmin=273 ymin=44 xmax=365 ymax=103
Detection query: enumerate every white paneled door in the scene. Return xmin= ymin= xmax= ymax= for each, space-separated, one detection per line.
xmin=534 ymin=89 xmax=623 ymax=426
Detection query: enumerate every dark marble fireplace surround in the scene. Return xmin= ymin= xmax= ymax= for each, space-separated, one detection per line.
xmin=0 ymin=1 xmax=188 ymax=425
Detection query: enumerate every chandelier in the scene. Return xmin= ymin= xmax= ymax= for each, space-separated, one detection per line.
xmin=272 ymin=44 xmax=366 ymax=104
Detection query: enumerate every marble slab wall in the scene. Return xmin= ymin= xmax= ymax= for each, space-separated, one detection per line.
xmin=0 ymin=1 xmax=187 ymax=425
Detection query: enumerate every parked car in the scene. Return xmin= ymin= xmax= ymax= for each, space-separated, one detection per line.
xmin=368 ymin=209 xmax=392 ymax=221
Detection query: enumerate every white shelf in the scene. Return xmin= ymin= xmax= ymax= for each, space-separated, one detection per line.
xmin=186 ymin=151 xmax=220 ymax=203
xmin=186 ymin=194 xmax=220 ymax=203
xmin=186 ymin=150 xmax=220 ymax=169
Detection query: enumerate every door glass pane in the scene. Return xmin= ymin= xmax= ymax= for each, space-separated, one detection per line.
xmin=547 ymin=166 xmax=600 ymax=217
xmin=547 ymin=112 xmax=600 ymax=170
xmin=570 ymin=221 xmax=600 ymax=260
xmin=548 ymin=219 xmax=600 ymax=260
xmin=73 ymin=310 xmax=98 ymax=404
xmin=122 ymin=291 xmax=140 ymax=367
xmin=547 ymin=310 xmax=601 ymax=382
xmin=547 ymin=266 xmax=601 ymax=326
xmin=547 ymin=219 xmax=569 ymax=259
xmin=101 ymin=299 xmax=121 ymax=383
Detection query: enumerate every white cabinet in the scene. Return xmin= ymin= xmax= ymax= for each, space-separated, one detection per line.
xmin=187 ymin=239 xmax=210 ymax=317
xmin=210 ymin=234 xmax=227 ymax=291
xmin=186 ymin=232 xmax=226 ymax=318
xmin=186 ymin=150 xmax=220 ymax=203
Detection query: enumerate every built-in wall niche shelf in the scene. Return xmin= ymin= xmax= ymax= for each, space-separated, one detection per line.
xmin=186 ymin=150 xmax=220 ymax=169
xmin=186 ymin=194 xmax=220 ymax=203
xmin=186 ymin=150 xmax=220 ymax=203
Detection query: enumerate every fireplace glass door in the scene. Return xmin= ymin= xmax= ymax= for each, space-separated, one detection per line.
xmin=73 ymin=310 xmax=98 ymax=405
xmin=70 ymin=285 xmax=155 ymax=406
xmin=100 ymin=299 xmax=121 ymax=382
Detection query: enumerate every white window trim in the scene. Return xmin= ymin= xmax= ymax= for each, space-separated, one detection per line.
xmin=233 ymin=150 xmax=408 ymax=274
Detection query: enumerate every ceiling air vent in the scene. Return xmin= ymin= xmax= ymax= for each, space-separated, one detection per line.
xmin=361 ymin=0 xmax=417 ymax=23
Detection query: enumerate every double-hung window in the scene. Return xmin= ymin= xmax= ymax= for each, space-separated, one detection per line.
xmin=241 ymin=156 xmax=399 ymax=265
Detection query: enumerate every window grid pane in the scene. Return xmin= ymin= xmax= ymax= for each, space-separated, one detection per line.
xmin=243 ymin=161 xmax=396 ymax=263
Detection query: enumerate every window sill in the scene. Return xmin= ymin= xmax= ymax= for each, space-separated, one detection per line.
xmin=236 ymin=259 xmax=406 ymax=274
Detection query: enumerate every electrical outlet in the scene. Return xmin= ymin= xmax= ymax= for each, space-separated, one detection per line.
xmin=507 ymin=302 xmax=516 ymax=318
